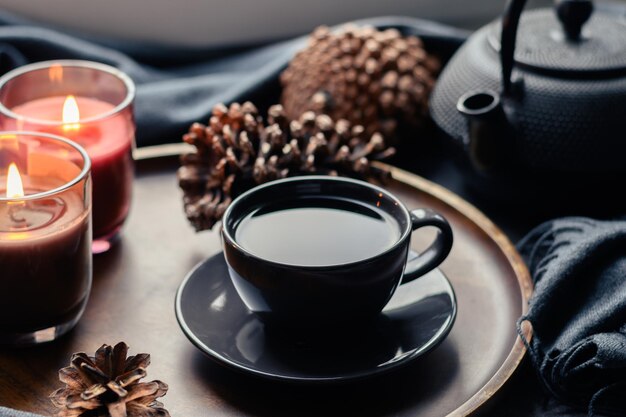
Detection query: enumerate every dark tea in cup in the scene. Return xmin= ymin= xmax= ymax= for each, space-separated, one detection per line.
xmin=235 ymin=197 xmax=401 ymax=266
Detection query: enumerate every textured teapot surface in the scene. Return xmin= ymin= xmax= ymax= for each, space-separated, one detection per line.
xmin=430 ymin=3 xmax=626 ymax=174
xmin=488 ymin=9 xmax=626 ymax=76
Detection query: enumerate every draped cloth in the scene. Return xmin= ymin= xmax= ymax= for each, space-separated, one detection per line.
xmin=518 ymin=218 xmax=626 ymax=417
xmin=1 ymin=12 xmax=467 ymax=147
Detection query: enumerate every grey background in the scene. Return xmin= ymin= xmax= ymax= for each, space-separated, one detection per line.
xmin=0 ymin=0 xmax=553 ymax=47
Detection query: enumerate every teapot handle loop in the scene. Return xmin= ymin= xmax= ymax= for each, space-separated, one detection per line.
xmin=500 ymin=0 xmax=527 ymax=96
xmin=501 ymin=0 xmax=594 ymax=95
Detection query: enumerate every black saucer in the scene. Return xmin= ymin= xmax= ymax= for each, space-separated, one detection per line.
xmin=175 ymin=252 xmax=457 ymax=383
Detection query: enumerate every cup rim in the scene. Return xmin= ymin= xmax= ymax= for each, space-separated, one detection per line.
xmin=222 ymin=175 xmax=412 ymax=270
xmin=0 ymin=131 xmax=91 ymax=202
xmin=0 ymin=59 xmax=135 ymax=126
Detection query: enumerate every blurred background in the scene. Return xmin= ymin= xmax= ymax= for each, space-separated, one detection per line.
xmin=0 ymin=0 xmax=554 ymax=46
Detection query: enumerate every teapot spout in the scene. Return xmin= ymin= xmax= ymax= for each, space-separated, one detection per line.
xmin=456 ymin=90 xmax=513 ymax=173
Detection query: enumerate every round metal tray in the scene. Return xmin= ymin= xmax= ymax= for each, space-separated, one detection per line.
xmin=0 ymin=144 xmax=532 ymax=416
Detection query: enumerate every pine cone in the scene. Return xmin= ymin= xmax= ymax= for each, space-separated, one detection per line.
xmin=50 ymin=342 xmax=169 ymax=417
xmin=280 ymin=24 xmax=440 ymax=139
xmin=178 ymin=101 xmax=395 ymax=231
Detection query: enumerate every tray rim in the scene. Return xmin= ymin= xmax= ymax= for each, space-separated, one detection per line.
xmin=134 ymin=143 xmax=534 ymax=417
xmin=383 ymin=164 xmax=533 ymax=417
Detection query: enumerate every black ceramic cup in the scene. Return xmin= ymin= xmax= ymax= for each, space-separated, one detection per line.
xmin=222 ymin=176 xmax=453 ymax=329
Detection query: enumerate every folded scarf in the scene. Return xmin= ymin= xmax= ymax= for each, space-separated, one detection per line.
xmin=518 ymin=217 xmax=626 ymax=417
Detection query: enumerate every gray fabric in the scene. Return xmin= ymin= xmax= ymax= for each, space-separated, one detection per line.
xmin=0 ymin=407 xmax=43 ymax=417
xmin=518 ymin=218 xmax=626 ymax=417
xmin=0 ymin=11 xmax=467 ymax=148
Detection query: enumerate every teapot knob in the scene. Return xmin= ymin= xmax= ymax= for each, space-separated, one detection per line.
xmin=555 ymin=0 xmax=594 ymax=41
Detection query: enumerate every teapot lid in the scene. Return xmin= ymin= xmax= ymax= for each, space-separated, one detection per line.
xmin=488 ymin=6 xmax=626 ymax=77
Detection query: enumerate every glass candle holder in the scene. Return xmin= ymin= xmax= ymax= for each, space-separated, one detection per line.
xmin=0 ymin=131 xmax=92 ymax=346
xmin=0 ymin=60 xmax=135 ymax=254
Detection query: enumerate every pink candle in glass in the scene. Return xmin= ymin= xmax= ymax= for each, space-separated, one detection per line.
xmin=0 ymin=131 xmax=92 ymax=346
xmin=0 ymin=61 xmax=135 ymax=253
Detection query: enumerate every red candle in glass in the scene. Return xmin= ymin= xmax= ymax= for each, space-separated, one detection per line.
xmin=0 ymin=132 xmax=92 ymax=346
xmin=0 ymin=61 xmax=135 ymax=253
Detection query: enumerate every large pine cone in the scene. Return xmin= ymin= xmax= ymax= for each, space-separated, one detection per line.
xmin=178 ymin=101 xmax=395 ymax=231
xmin=280 ymin=25 xmax=440 ymax=139
xmin=50 ymin=343 xmax=169 ymax=417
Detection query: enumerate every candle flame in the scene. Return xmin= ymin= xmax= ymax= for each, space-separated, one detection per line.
xmin=63 ymin=95 xmax=80 ymax=131
xmin=6 ymin=163 xmax=24 ymax=199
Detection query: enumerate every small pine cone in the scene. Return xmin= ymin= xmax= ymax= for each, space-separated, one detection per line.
xmin=280 ymin=25 xmax=439 ymax=139
xmin=178 ymin=102 xmax=396 ymax=231
xmin=50 ymin=342 xmax=169 ymax=417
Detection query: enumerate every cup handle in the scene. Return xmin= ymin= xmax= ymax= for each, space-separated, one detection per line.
xmin=401 ymin=208 xmax=453 ymax=284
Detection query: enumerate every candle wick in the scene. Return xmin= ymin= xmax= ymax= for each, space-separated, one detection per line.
xmin=9 ymin=203 xmax=28 ymax=225
xmin=7 ymin=199 xmax=67 ymax=231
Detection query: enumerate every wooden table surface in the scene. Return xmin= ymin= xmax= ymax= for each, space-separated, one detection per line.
xmin=0 ymin=156 xmax=531 ymax=417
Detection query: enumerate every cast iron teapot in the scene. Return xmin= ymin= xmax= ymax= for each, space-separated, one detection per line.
xmin=430 ymin=0 xmax=626 ymax=176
